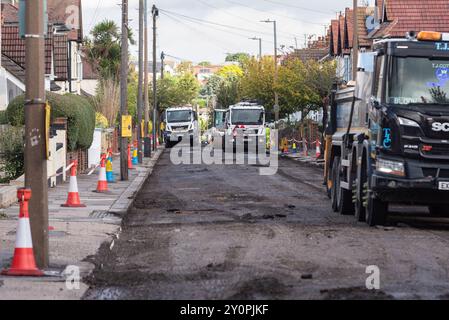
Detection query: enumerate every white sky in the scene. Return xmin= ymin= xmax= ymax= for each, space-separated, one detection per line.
xmin=82 ymin=0 xmax=374 ymax=64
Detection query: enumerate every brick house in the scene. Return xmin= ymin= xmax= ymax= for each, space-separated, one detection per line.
xmin=370 ymin=0 xmax=449 ymax=39
xmin=329 ymin=7 xmax=376 ymax=83
xmin=0 ymin=0 xmax=85 ymax=110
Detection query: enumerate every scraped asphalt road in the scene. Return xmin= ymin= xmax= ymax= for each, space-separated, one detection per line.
xmin=84 ymin=148 xmax=449 ymax=300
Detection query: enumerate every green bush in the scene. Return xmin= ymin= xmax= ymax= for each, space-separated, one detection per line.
xmin=0 ymin=111 xmax=8 ymax=124
xmin=0 ymin=126 xmax=24 ymax=182
xmin=6 ymin=92 xmax=95 ymax=151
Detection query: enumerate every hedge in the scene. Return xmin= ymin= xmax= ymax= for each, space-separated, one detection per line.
xmin=0 ymin=110 xmax=7 ymax=124
xmin=6 ymin=92 xmax=96 ymax=151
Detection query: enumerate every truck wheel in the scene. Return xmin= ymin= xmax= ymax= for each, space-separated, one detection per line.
xmin=331 ymin=157 xmax=340 ymax=212
xmin=428 ymin=205 xmax=449 ymax=217
xmin=366 ymin=193 xmax=388 ymax=226
xmin=354 ymin=158 xmax=367 ymax=222
xmin=336 ymin=158 xmax=355 ymax=216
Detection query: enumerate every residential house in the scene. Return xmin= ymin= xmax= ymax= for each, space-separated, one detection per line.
xmin=329 ymin=7 xmax=375 ymax=83
xmin=0 ymin=0 xmax=84 ymax=110
xmin=370 ymin=0 xmax=449 ymax=39
xmin=193 ymin=64 xmax=222 ymax=85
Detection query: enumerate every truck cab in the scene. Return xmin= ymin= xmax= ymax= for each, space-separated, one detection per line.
xmin=326 ymin=31 xmax=449 ymax=226
xmin=164 ymin=106 xmax=199 ymax=148
xmin=223 ymin=102 xmax=266 ymax=153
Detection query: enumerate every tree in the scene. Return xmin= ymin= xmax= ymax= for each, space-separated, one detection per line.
xmin=216 ymin=75 xmax=240 ymax=108
xmin=176 ymin=61 xmax=193 ymax=74
xmin=240 ymin=57 xmax=276 ymax=112
xmin=84 ymin=20 xmax=135 ymax=80
xmin=217 ymin=65 xmax=243 ymax=79
xmin=225 ymin=52 xmax=250 ymax=65
xmin=151 ymin=73 xmax=200 ymax=111
xmin=198 ymin=61 xmax=212 ymax=67
xmin=277 ymin=58 xmax=319 ymax=119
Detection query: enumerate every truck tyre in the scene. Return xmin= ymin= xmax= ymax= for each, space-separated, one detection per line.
xmin=331 ymin=157 xmax=340 ymax=212
xmin=366 ymin=192 xmax=388 ymax=227
xmin=336 ymin=158 xmax=355 ymax=216
xmin=428 ymin=205 xmax=449 ymax=217
xmin=354 ymin=157 xmax=367 ymax=222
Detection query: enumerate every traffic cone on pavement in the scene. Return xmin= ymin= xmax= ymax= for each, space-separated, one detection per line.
xmin=106 ymin=151 xmax=116 ymax=183
xmin=62 ymin=160 xmax=86 ymax=208
xmin=2 ymin=189 xmax=44 ymax=277
xmin=128 ymin=144 xmax=135 ymax=170
xmin=94 ymin=154 xmax=109 ymax=193
xmin=132 ymin=141 xmax=139 ymax=165
xmin=316 ymin=139 xmax=321 ymax=159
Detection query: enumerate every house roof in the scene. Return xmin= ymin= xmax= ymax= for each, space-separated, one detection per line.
xmin=2 ymin=54 xmax=25 ymax=83
xmin=47 ymin=0 xmax=83 ymax=42
xmin=1 ymin=24 xmax=68 ymax=80
xmin=330 ymin=19 xmax=340 ymax=56
xmin=372 ymin=0 xmax=449 ymax=38
xmin=290 ymin=48 xmax=329 ymax=62
xmin=1 ymin=1 xmax=83 ymax=42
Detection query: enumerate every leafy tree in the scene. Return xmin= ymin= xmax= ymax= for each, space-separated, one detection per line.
xmin=217 ymin=65 xmax=243 ymax=79
xmin=225 ymin=52 xmax=250 ymax=65
xmin=84 ymin=20 xmax=135 ymax=80
xmin=151 ymin=73 xmax=200 ymax=111
xmin=198 ymin=61 xmax=212 ymax=67
xmin=176 ymin=61 xmax=193 ymax=74
xmin=240 ymin=57 xmax=276 ymax=112
xmin=216 ymin=76 xmax=240 ymax=108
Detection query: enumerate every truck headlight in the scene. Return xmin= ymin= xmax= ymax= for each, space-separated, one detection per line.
xmin=376 ymin=159 xmax=405 ymax=177
xmin=398 ymin=117 xmax=420 ymax=127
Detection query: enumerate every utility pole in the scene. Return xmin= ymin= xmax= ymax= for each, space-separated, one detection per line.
xmin=152 ymin=5 xmax=159 ymax=151
xmin=25 ymin=0 xmax=49 ymax=269
xmin=249 ymin=37 xmax=262 ymax=60
xmin=120 ymin=0 xmax=129 ymax=181
xmin=161 ymin=51 xmax=165 ymax=79
xmin=262 ymin=19 xmax=279 ymax=127
xmin=144 ymin=0 xmax=151 ymax=157
xmin=353 ymin=0 xmax=359 ymax=80
xmin=137 ymin=0 xmax=144 ymax=163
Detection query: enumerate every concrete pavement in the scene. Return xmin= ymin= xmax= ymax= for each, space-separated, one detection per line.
xmin=0 ymin=148 xmax=164 ymax=300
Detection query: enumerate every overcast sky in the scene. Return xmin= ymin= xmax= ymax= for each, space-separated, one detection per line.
xmin=82 ymin=0 xmax=374 ymax=64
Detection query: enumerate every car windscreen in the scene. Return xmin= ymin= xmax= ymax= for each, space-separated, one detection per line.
xmin=387 ymin=57 xmax=449 ymax=105
xmin=231 ymin=109 xmax=264 ymax=125
xmin=167 ymin=110 xmax=192 ymax=123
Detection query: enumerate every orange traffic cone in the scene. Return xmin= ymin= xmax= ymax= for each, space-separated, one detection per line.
xmin=2 ymin=189 xmax=44 ymax=277
xmin=316 ymin=139 xmax=321 ymax=159
xmin=128 ymin=144 xmax=135 ymax=170
xmin=62 ymin=160 xmax=86 ymax=208
xmin=94 ymin=154 xmax=109 ymax=193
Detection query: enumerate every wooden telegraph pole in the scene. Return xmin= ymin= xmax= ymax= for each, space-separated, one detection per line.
xmin=120 ymin=0 xmax=129 ymax=181
xmin=24 ymin=0 xmax=49 ymax=269
xmin=144 ymin=0 xmax=151 ymax=157
xmin=152 ymin=5 xmax=159 ymax=151
xmin=137 ymin=0 xmax=144 ymax=163
xmin=353 ymin=0 xmax=359 ymax=80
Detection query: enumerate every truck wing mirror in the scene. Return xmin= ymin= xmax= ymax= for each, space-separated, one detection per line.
xmin=370 ymin=96 xmax=381 ymax=109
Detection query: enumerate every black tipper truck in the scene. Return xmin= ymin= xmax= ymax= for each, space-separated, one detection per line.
xmin=325 ymin=31 xmax=449 ymax=226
